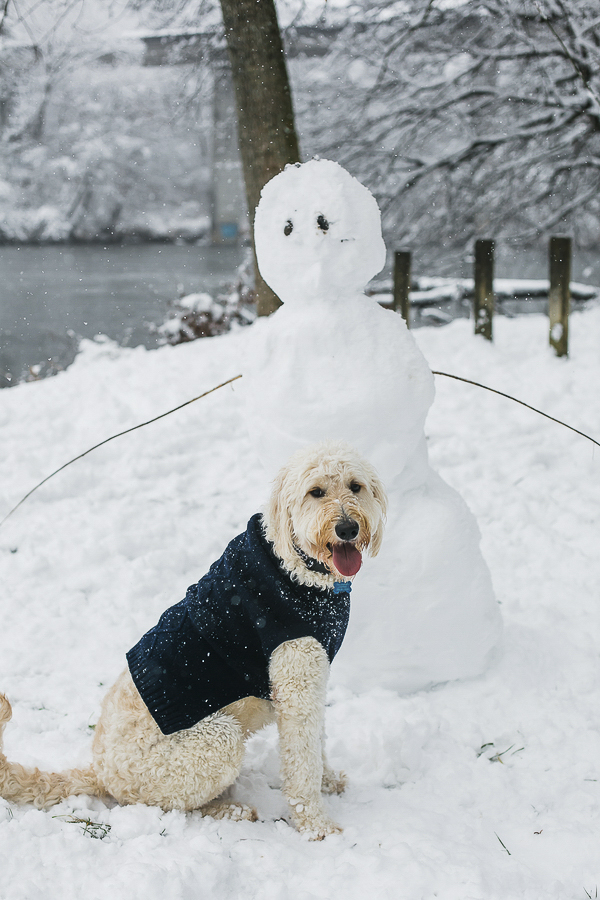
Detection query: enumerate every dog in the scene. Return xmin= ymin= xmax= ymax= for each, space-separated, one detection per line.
xmin=0 ymin=441 xmax=386 ymax=839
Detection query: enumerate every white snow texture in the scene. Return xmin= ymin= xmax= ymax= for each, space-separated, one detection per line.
xmin=2 ymin=159 xmax=599 ymax=900
xmin=1 ymin=303 xmax=600 ymax=899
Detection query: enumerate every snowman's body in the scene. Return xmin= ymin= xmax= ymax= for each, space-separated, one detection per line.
xmin=242 ymin=160 xmax=501 ymax=693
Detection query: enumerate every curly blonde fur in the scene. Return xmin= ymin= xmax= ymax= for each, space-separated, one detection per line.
xmin=0 ymin=441 xmax=386 ymax=838
xmin=265 ymin=441 xmax=387 ymax=589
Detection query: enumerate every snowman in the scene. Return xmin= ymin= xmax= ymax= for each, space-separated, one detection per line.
xmin=240 ymin=159 xmax=502 ymax=693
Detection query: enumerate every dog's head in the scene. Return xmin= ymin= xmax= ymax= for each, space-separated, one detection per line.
xmin=264 ymin=441 xmax=387 ymax=587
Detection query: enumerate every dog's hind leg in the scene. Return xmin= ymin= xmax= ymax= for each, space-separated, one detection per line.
xmin=269 ymin=637 xmax=342 ymax=839
xmin=91 ymin=670 xmax=254 ymax=817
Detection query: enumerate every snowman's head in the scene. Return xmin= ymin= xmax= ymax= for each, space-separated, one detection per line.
xmin=254 ymin=159 xmax=386 ymax=305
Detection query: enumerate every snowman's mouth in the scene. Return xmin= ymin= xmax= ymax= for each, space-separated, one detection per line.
xmin=329 ymin=542 xmax=362 ymax=577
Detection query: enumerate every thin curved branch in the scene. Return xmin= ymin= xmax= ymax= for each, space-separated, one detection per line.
xmin=0 ymin=0 xmax=10 ymax=35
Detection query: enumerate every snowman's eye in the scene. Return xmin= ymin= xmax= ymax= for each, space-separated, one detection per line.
xmin=317 ymin=214 xmax=329 ymax=232
xmin=284 ymin=220 xmax=293 ymax=236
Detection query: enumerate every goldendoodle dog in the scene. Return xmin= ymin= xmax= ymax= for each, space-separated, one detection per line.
xmin=0 ymin=441 xmax=386 ymax=839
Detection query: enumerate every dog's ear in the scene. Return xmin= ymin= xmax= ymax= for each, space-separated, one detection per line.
xmin=264 ymin=466 xmax=297 ymax=565
xmin=368 ymin=473 xmax=388 ymax=557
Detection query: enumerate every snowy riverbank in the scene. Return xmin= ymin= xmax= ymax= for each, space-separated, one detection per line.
xmin=1 ymin=307 xmax=599 ymax=899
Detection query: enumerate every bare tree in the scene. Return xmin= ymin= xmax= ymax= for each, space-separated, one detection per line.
xmin=292 ymin=0 xmax=600 ymax=258
xmin=219 ymin=0 xmax=300 ymax=316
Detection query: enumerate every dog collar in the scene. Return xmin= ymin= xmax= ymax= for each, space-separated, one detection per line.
xmin=292 ymin=544 xmax=352 ymax=594
xmin=292 ymin=543 xmax=331 ymax=576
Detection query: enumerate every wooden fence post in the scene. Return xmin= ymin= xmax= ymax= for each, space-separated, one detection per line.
xmin=549 ymin=235 xmax=571 ymax=358
xmin=473 ymin=239 xmax=494 ymax=341
xmin=393 ymin=250 xmax=411 ymax=327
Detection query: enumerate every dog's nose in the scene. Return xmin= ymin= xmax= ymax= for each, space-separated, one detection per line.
xmin=335 ymin=518 xmax=359 ymax=542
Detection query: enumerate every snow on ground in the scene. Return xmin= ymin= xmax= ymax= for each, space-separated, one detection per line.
xmin=0 ymin=306 xmax=599 ymax=900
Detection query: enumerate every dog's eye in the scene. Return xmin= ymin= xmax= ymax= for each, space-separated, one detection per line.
xmin=349 ymin=482 xmax=362 ymax=494
xmin=309 ymin=487 xmax=326 ymax=498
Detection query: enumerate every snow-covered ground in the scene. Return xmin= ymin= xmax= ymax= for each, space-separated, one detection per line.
xmin=0 ymin=306 xmax=599 ymax=899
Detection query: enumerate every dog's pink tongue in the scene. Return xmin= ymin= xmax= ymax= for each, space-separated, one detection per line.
xmin=332 ymin=544 xmax=362 ymax=577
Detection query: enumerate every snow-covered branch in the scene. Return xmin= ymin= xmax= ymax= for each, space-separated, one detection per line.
xmin=292 ymin=0 xmax=600 ymax=252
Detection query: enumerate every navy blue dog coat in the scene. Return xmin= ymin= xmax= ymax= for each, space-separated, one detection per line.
xmin=127 ymin=514 xmax=351 ymax=735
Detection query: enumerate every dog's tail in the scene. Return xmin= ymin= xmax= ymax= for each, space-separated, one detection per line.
xmin=0 ymin=693 xmax=101 ymax=809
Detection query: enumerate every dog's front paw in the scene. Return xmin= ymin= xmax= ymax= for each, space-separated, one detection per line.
xmin=303 ymin=816 xmax=343 ymax=841
xmin=201 ymin=800 xmax=258 ymax=822
xmin=290 ymin=800 xmax=343 ymax=840
xmin=321 ymin=767 xmax=347 ymax=795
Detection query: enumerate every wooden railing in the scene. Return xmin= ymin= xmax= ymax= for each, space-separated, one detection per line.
xmin=391 ymin=236 xmax=577 ymax=357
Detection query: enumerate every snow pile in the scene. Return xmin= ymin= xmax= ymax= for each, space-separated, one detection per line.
xmin=157 ymin=291 xmax=255 ymax=344
xmin=412 ymin=276 xmax=599 ymax=302
xmin=0 ymin=302 xmax=599 ymax=897
xmin=0 ymin=204 xmax=72 ymax=243
xmin=246 ymin=160 xmax=500 ymax=692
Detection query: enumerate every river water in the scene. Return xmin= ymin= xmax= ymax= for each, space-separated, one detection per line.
xmin=0 ymin=243 xmax=245 ymax=388
xmin=0 ymin=242 xmax=597 ymax=389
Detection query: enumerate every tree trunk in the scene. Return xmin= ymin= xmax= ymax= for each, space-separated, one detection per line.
xmin=28 ymin=77 xmax=52 ymax=143
xmin=219 ymin=0 xmax=300 ymax=316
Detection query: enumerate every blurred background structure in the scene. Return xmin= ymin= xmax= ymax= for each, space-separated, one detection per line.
xmin=1 ymin=0 xmax=599 ymax=257
xmin=1 ymin=0 xmax=599 ymax=382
